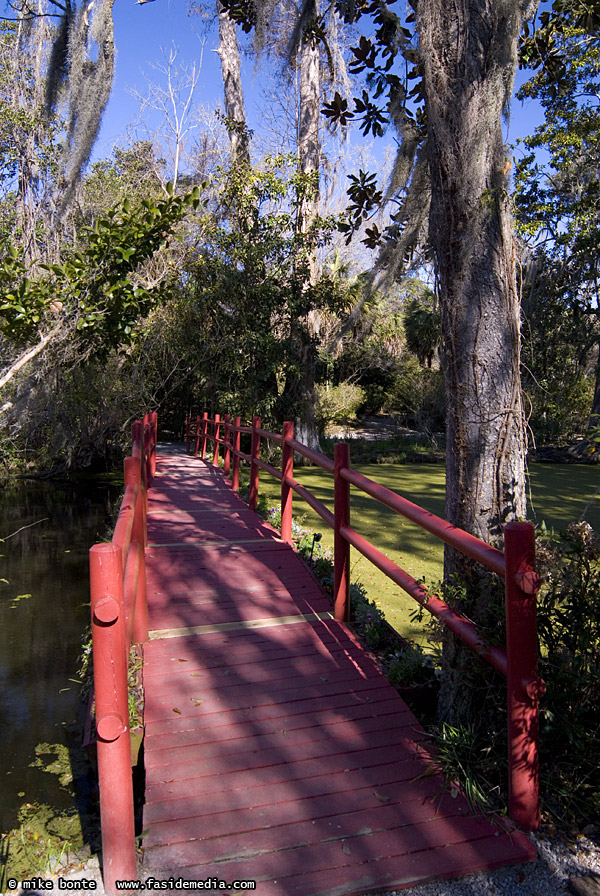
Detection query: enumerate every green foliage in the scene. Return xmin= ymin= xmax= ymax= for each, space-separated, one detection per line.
xmin=386 ymin=641 xmax=436 ymax=688
xmin=403 ymin=289 xmax=441 ymax=368
xmin=153 ymin=154 xmax=340 ymax=427
xmin=519 ymin=0 xmax=600 ymax=89
xmin=350 ymin=589 xmax=390 ymax=650
xmin=414 ymin=521 xmax=600 ymax=828
xmin=0 ymin=247 xmax=52 ymax=341
xmin=0 ymin=184 xmax=202 ymax=347
xmin=535 ymin=521 xmax=600 ymax=823
xmin=314 ymin=382 xmax=365 ymax=434
xmin=515 ymin=17 xmax=600 ymax=442
xmin=331 ymin=289 xmax=405 ymax=415
xmin=430 ymin=723 xmax=502 ymax=816
xmin=385 ymin=356 xmax=445 ymax=433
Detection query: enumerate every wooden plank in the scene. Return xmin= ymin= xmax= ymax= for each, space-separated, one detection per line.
xmin=144 ymin=756 xmax=452 ymax=806
xmin=147 ymin=611 xmax=335 ymax=641
xmin=143 ymin=769 xmax=458 ymax=828
xmin=143 ymin=698 xmax=416 ymax=751
xmin=144 ymin=686 xmax=408 ymax=739
xmin=143 ymin=812 xmax=533 ymax=875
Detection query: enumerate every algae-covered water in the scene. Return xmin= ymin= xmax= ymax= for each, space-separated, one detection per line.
xmin=0 ymin=477 xmax=122 ymax=836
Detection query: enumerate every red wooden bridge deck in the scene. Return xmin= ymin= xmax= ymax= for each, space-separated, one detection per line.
xmin=140 ymin=448 xmax=536 ymax=895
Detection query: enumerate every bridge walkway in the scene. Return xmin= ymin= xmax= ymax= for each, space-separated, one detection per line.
xmin=140 ymin=448 xmax=535 ymax=895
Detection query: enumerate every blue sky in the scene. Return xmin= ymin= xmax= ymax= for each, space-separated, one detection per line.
xmin=95 ymin=0 xmax=545 ymax=168
xmin=94 ymin=1 xmax=221 ymax=157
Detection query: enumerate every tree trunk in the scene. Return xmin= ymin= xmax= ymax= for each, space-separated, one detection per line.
xmin=297 ymin=7 xmax=320 ymax=243
xmin=589 ymin=342 xmax=600 ymax=431
xmin=294 ymin=3 xmax=322 ymax=455
xmin=217 ymin=1 xmax=250 ymax=162
xmin=419 ymin=0 xmax=530 ymax=721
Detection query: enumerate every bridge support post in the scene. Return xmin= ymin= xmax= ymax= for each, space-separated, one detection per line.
xmin=334 ymin=442 xmax=350 ymax=622
xmin=90 ymin=543 xmax=137 ymax=891
xmin=249 ymin=416 xmax=261 ymax=511
xmin=281 ymin=422 xmax=294 ymax=544
xmin=201 ymin=412 xmax=208 ymax=459
xmin=232 ymin=417 xmax=241 ymax=492
xmin=194 ymin=414 xmax=201 ymax=457
xmin=148 ymin=411 xmax=157 ymax=483
xmin=504 ymin=520 xmax=542 ymax=831
xmin=213 ymin=414 xmax=221 ymax=467
xmin=123 ymin=457 xmax=148 ymax=643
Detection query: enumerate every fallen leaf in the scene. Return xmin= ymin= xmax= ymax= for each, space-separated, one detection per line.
xmin=172 ymin=708 xmax=182 ymax=714
xmin=342 ymin=841 xmax=352 ymax=855
xmin=373 ymin=791 xmax=390 ymax=803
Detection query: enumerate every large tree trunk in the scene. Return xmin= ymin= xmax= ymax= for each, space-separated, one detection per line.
xmin=293 ymin=3 xmax=322 ymax=454
xmin=217 ymin=1 xmax=250 ymax=163
xmin=419 ymin=0 xmax=531 ymax=721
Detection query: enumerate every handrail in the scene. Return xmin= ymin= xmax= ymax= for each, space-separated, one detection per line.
xmin=89 ymin=411 xmax=157 ymax=892
xmin=186 ymin=410 xmax=543 ymax=831
xmin=341 ymin=465 xmax=506 ymax=578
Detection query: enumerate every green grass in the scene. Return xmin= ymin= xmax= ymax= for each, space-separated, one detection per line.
xmin=254 ymin=461 xmax=600 ymax=642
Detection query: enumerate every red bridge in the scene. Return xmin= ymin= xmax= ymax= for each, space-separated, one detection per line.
xmin=88 ymin=413 xmax=541 ymax=895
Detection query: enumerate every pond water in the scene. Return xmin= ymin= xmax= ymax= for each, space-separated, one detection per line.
xmin=0 ymin=477 xmax=122 ymax=834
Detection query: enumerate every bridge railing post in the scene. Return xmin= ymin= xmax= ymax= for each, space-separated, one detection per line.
xmin=232 ymin=416 xmax=241 ymax=492
xmin=131 ymin=420 xmax=145 ymax=493
xmin=281 ymin=422 xmax=294 ymax=544
xmin=123 ymin=457 xmax=148 ymax=644
xmin=249 ymin=416 xmax=261 ymax=511
xmin=148 ymin=411 xmax=157 ymax=483
xmin=194 ymin=414 xmax=201 ymax=457
xmin=504 ymin=520 xmax=542 ymax=831
xmin=185 ymin=415 xmax=191 ymax=454
xmin=143 ymin=413 xmax=151 ymax=488
xmin=213 ymin=414 xmax=221 ymax=466
xmin=223 ymin=413 xmax=231 ymax=476
xmin=334 ymin=442 xmax=351 ymax=622
xmin=201 ymin=412 xmax=208 ymax=459
xmin=89 ymin=543 xmax=137 ymax=890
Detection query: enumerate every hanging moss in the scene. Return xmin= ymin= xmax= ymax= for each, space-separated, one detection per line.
xmin=59 ymin=0 xmax=116 ymax=218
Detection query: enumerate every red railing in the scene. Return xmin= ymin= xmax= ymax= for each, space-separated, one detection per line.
xmin=89 ymin=412 xmax=157 ymax=892
xmin=187 ymin=412 xmax=544 ymax=831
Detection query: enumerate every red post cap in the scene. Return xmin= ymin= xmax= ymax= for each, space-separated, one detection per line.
xmin=96 ymin=711 xmax=125 ymax=742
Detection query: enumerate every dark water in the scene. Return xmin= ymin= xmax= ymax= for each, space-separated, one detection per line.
xmin=0 ymin=477 xmax=122 ymax=833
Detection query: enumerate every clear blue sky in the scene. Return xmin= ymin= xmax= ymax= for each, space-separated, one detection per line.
xmin=94 ymin=0 xmax=545 ymax=168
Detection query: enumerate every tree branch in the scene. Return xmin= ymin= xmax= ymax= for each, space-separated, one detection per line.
xmin=0 ymin=324 xmax=62 ymax=395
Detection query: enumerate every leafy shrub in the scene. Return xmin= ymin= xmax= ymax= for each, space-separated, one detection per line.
xmin=384 ymin=356 xmax=445 ymax=433
xmin=421 ymin=522 xmax=600 ymax=827
xmin=315 ymin=382 xmax=366 ymax=434
xmin=535 ymin=521 xmax=600 ymax=824
xmin=386 ymin=641 xmax=437 ymax=688
xmin=350 ymin=588 xmax=393 ymax=650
